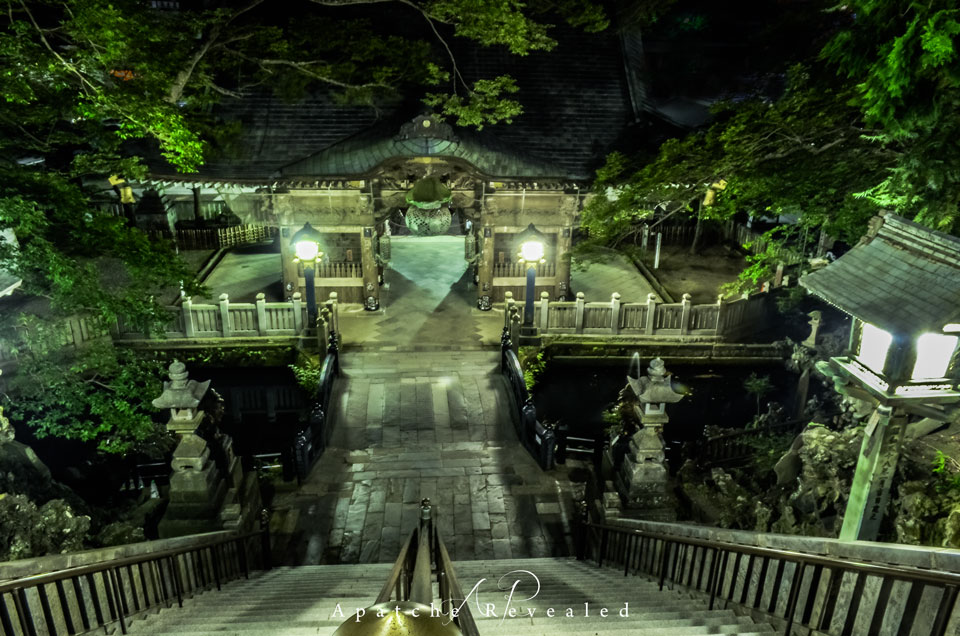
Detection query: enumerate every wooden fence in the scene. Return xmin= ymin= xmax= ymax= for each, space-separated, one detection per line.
xmin=0 ymin=293 xmax=341 ymax=368
xmin=493 ymin=261 xmax=557 ymax=278
xmin=0 ymin=317 xmax=111 ymax=367
xmin=724 ymin=220 xmax=805 ymax=265
xmin=508 ymin=290 xmax=771 ymax=339
xmin=149 ymin=224 xmax=277 ymax=250
xmin=114 ymin=293 xmax=310 ymax=340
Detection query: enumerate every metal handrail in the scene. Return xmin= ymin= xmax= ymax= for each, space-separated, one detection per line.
xmin=375 ymin=529 xmax=417 ymax=605
xmin=372 ymin=502 xmax=479 ymax=636
xmin=434 ymin=527 xmax=480 ymax=636
xmin=0 ymin=528 xmax=269 ymax=636
xmin=579 ymin=519 xmax=960 ymax=636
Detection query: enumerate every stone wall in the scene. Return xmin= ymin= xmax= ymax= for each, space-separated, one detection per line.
xmin=0 ymin=530 xmax=236 ymax=581
xmin=609 ymin=518 xmax=960 ymax=636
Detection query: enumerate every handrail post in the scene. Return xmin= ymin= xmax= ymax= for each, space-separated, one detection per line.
xmin=645 ymin=293 xmax=657 ymax=335
xmin=783 ymin=562 xmax=805 ymax=636
xmin=218 ymin=293 xmax=231 ymax=337
xmin=598 ymin=527 xmax=608 ymax=568
xmin=109 ymin=568 xmax=127 ymax=635
xmin=658 ymin=540 xmax=671 ymax=591
xmin=610 ymin=292 xmax=621 ymax=334
xmin=539 ymin=291 xmax=550 ymax=332
xmin=237 ymin=537 xmax=249 ymax=579
xmin=259 ymin=509 xmax=272 ymax=571
xmin=679 ymin=293 xmax=692 ymax=335
xmin=575 ymin=502 xmax=589 ymax=561
xmin=410 ymin=499 xmax=433 ymax=605
xmin=255 ymin=293 xmax=267 ymax=336
xmin=182 ymin=296 xmax=195 ymax=338
xmin=574 ymin=292 xmax=585 ymax=333
xmin=292 ymin=292 xmax=303 ymax=333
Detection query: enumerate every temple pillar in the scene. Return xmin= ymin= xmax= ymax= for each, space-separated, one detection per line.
xmin=555 ymin=225 xmax=572 ymax=300
xmin=360 ymin=226 xmax=379 ymax=310
xmin=477 ymin=225 xmax=494 ymax=310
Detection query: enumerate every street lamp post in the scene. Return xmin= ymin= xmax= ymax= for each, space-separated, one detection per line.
xmin=291 ymin=222 xmax=324 ymax=325
xmin=515 ymin=223 xmax=546 ymax=327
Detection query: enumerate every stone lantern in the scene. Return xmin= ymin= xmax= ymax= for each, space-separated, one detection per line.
xmin=801 ymin=212 xmax=960 ymax=540
xmin=153 ymin=361 xmax=228 ymax=538
xmin=617 ymin=358 xmax=686 ymax=520
xmin=152 ymin=360 xmax=211 ymax=435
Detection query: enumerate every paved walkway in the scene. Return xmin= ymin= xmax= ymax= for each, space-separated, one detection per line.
xmin=337 ymin=236 xmax=504 ymax=348
xmin=201 ymin=250 xmax=284 ymax=302
xmin=570 ymin=247 xmax=661 ymax=303
xmin=269 ymin=350 xmax=578 ymax=565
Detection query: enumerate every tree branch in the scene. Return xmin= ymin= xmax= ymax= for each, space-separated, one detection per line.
xmin=223 ymin=50 xmax=393 ymax=91
xmin=166 ymin=0 xmax=265 ymax=104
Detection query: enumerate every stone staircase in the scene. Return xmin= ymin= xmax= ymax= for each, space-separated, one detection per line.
xmin=127 ymin=558 xmax=775 ymax=636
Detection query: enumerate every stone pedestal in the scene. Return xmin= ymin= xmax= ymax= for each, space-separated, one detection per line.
xmin=617 ymin=423 xmax=677 ymax=521
xmin=839 ymin=405 xmax=907 ymax=541
xmin=159 ymin=431 xmax=228 ymax=538
xmin=613 ymin=358 xmax=684 ymax=521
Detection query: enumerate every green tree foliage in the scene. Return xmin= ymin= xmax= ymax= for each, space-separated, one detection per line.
xmin=2 ymin=321 xmax=172 ymax=454
xmin=579 ymin=64 xmax=889 ymax=261
xmin=821 ymin=0 xmax=960 ymax=232
xmin=582 ymin=0 xmax=960 ymax=289
xmin=0 ymin=0 xmax=607 ymax=453
xmin=743 ymin=373 xmax=774 ymax=421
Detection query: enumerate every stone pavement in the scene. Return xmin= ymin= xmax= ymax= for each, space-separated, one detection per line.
xmin=201 ymin=250 xmax=284 ymax=302
xmin=337 ymin=236 xmax=504 ymax=348
xmin=570 ymin=247 xmax=661 ymax=303
xmin=269 ymin=350 xmax=579 ymax=565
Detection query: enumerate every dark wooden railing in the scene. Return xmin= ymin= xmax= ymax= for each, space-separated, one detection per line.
xmin=578 ymin=520 xmax=960 ymax=636
xmin=292 ymin=331 xmax=341 ymax=482
xmin=693 ymin=419 xmax=805 ymax=468
xmin=0 ymin=529 xmax=270 ymax=636
xmin=376 ymin=502 xmax=479 ymax=636
xmin=499 ymin=328 xmax=555 ymax=470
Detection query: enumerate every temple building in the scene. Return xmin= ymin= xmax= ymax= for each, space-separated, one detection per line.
xmin=122 ymin=23 xmax=642 ymax=310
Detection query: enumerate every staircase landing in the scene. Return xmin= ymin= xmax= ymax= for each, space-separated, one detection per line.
xmin=269 ymin=351 xmax=581 ymax=565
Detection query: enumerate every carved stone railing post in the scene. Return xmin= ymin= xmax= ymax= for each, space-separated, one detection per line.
xmin=219 ymin=293 xmax=231 ymax=337
xmin=327 ymin=292 xmax=339 ymax=336
xmin=255 ymin=293 xmax=267 ymax=336
xmin=645 ymin=293 xmax=658 ymax=335
xmin=539 ymin=291 xmax=550 ymax=333
xmin=715 ymin=294 xmax=726 ymax=335
xmin=610 ymin=292 xmax=621 ymax=334
xmin=679 ymin=293 xmax=692 ymax=335
xmin=504 ymin=291 xmax=515 ymax=330
xmin=182 ymin=296 xmax=195 ymax=338
xmin=575 ymin=292 xmax=585 ymax=334
xmin=291 ymin=292 xmax=303 ymax=333
xmin=509 ymin=308 xmax=521 ymax=357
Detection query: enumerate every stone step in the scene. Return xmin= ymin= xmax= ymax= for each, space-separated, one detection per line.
xmin=151 ymin=599 xmax=705 ymax=623
xmin=132 ymin=625 xmax=774 ymax=636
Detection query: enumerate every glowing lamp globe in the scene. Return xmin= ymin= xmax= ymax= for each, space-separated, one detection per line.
xmin=290 ymin=222 xmax=324 ymax=263
xmin=514 ymin=223 xmax=547 ymax=264
xmin=295 ymin=239 xmax=320 ymax=262
xmin=519 ymin=239 xmax=545 ymax=264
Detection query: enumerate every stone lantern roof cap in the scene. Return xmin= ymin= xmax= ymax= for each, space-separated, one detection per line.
xmin=151 ymin=360 xmax=211 ymax=410
xmin=628 ymin=358 xmax=685 ymax=404
xmin=801 ymin=212 xmax=960 ymax=334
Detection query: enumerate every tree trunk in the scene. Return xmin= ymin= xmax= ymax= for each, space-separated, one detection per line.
xmin=193 ymin=188 xmax=203 ymax=222
xmin=690 ymin=210 xmax=703 ymax=255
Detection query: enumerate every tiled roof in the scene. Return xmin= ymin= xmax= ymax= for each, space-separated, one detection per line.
xmin=280 ymin=121 xmax=568 ymax=180
xmin=148 ymin=22 xmax=631 ymax=182
xmin=800 ymin=213 xmax=960 ymax=333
